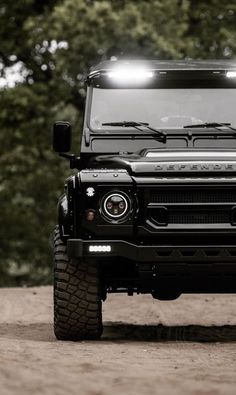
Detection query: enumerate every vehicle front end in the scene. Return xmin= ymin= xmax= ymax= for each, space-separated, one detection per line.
xmin=53 ymin=60 xmax=236 ymax=340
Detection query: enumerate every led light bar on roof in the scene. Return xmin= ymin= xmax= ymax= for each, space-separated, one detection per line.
xmin=107 ymin=68 xmax=154 ymax=82
xmin=226 ymin=71 xmax=236 ymax=78
xmin=146 ymin=152 xmax=236 ymax=158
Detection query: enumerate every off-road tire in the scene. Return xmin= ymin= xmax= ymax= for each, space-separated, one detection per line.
xmin=53 ymin=226 xmax=103 ymax=340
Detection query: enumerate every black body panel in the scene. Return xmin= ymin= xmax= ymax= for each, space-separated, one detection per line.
xmin=56 ymin=59 xmax=236 ymax=298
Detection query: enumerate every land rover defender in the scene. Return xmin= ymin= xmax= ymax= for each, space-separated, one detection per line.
xmin=53 ymin=60 xmax=236 ymax=340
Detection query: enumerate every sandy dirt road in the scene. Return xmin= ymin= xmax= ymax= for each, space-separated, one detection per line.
xmin=0 ymin=287 xmax=236 ymax=395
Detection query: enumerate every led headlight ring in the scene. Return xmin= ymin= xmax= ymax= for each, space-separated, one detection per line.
xmin=103 ymin=193 xmax=129 ymax=219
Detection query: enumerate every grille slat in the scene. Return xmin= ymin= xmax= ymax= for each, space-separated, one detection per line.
xmin=168 ymin=208 xmax=230 ymax=224
xmin=150 ymin=189 xmax=236 ymax=204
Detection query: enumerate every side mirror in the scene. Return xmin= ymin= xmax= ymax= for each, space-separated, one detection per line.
xmin=53 ymin=121 xmax=71 ymax=152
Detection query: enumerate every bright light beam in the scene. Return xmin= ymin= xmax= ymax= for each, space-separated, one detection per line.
xmin=107 ymin=68 xmax=154 ymax=82
xmin=226 ymin=71 xmax=236 ymax=78
xmin=89 ymin=245 xmax=111 ymax=253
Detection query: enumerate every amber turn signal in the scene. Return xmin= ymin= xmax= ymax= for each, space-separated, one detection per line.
xmin=86 ymin=210 xmax=95 ymax=221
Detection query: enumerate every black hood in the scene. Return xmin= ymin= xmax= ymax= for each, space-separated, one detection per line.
xmin=89 ymin=149 xmax=236 ymax=175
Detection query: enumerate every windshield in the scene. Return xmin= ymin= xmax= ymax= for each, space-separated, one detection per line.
xmin=89 ymin=88 xmax=236 ymax=130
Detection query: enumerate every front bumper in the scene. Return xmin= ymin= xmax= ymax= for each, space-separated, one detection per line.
xmin=67 ymin=239 xmax=236 ymax=263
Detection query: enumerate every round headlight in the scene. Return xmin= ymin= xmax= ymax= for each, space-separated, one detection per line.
xmin=102 ymin=193 xmax=129 ymax=220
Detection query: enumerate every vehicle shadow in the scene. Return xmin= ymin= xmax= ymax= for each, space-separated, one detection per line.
xmin=102 ymin=322 xmax=236 ymax=342
xmin=1 ymin=322 xmax=236 ymax=342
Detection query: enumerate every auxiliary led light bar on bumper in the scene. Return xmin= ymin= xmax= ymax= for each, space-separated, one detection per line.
xmin=89 ymin=245 xmax=111 ymax=253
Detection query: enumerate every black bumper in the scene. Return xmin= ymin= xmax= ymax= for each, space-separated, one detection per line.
xmin=67 ymin=239 xmax=236 ymax=263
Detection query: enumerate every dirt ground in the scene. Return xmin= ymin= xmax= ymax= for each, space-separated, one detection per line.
xmin=0 ymin=287 xmax=236 ymax=395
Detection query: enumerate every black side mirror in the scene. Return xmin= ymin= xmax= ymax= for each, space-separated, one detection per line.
xmin=53 ymin=121 xmax=71 ymax=152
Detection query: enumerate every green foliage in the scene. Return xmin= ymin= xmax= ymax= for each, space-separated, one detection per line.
xmin=0 ymin=0 xmax=236 ymax=285
xmin=186 ymin=1 xmax=236 ymax=58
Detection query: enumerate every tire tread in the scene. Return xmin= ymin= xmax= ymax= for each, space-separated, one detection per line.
xmin=53 ymin=226 xmax=103 ymax=340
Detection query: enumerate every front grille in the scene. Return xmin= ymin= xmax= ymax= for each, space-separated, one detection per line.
xmin=145 ymin=186 xmax=236 ymax=228
xmin=168 ymin=208 xmax=230 ymax=224
xmin=150 ymin=188 xmax=236 ymax=203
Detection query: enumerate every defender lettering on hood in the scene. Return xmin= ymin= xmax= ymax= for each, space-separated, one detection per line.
xmin=154 ymin=162 xmax=236 ymax=172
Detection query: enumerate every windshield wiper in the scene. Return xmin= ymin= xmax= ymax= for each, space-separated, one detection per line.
xmin=102 ymin=121 xmax=166 ymax=140
xmin=183 ymin=122 xmax=236 ymax=134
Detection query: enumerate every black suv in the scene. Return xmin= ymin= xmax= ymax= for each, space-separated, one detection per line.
xmin=53 ymin=60 xmax=236 ymax=340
